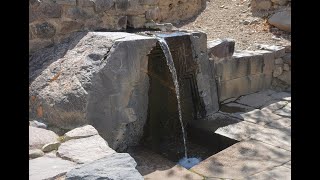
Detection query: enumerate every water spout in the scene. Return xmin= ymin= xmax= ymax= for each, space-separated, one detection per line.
xmin=155 ymin=36 xmax=188 ymax=158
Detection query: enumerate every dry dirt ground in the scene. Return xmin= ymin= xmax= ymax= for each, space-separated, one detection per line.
xmin=175 ymin=0 xmax=291 ymax=50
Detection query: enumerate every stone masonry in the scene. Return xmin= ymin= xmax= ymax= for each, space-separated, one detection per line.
xmin=208 ymin=40 xmax=291 ymax=102
xmin=29 ymin=0 xmax=207 ymax=53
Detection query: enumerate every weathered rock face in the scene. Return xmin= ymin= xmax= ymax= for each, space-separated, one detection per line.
xmin=29 ymin=31 xmax=218 ymax=151
xmin=65 ymin=153 xmax=143 ymax=180
xmin=29 ymin=0 xmax=207 ymax=53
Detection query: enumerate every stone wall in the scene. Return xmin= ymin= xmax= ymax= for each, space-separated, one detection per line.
xmin=251 ymin=0 xmax=291 ymax=11
xmin=29 ymin=0 xmax=206 ymax=53
xmin=208 ymin=40 xmax=291 ymax=103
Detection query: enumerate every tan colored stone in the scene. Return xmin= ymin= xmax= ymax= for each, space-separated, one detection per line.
xmin=284 ymin=63 xmax=290 ymax=71
xmin=273 ymin=65 xmax=283 ymax=77
xmin=191 ymin=140 xmax=291 ymax=179
xmin=29 ymin=126 xmax=59 ymax=150
xmin=57 ymin=135 xmax=116 ymax=164
xmin=29 ymin=149 xmax=45 ymax=159
xmin=275 ymin=58 xmax=283 ymax=65
xmin=64 ymin=125 xmax=98 ymax=141
xmin=42 ymin=141 xmax=61 ymax=152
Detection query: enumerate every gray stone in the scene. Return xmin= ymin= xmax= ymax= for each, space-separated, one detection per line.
xmin=140 ymin=0 xmax=159 ymax=5
xmin=284 ymin=63 xmax=290 ymax=71
xmin=42 ymin=141 xmax=61 ymax=152
xmin=55 ymin=0 xmax=77 ymax=5
xmin=31 ymin=22 xmax=56 ymax=39
xmin=283 ymin=53 xmax=291 ymax=65
xmin=207 ymin=38 xmax=235 ymax=60
xmin=191 ymin=140 xmax=291 ymax=179
xmin=29 ymin=126 xmax=58 ymax=149
xmin=246 ymin=165 xmax=291 ymax=179
xmin=115 ymin=0 xmax=129 ymax=11
xmin=235 ymin=91 xmax=274 ymax=108
xmin=127 ymin=15 xmax=146 ymax=28
xmin=221 ymin=97 xmax=238 ymax=104
xmin=30 ymin=156 xmax=77 ymax=180
xmin=29 ymin=38 xmax=53 ymax=53
xmin=256 ymin=44 xmax=286 ymax=58
xmin=29 ymin=149 xmax=45 ymax=159
xmin=38 ymin=2 xmax=62 ymax=18
xmin=29 ymin=120 xmax=47 ymax=129
xmin=145 ymin=7 xmax=161 ymax=21
xmin=65 ymin=7 xmax=93 ymax=20
xmin=78 ymin=0 xmax=95 ymax=7
xmin=220 ymin=102 xmax=255 ymax=114
xmin=60 ymin=21 xmax=84 ymax=34
xmin=118 ymin=16 xmax=127 ymax=29
xmin=57 ymin=135 xmax=116 ymax=163
xmin=277 ymin=71 xmax=291 ymax=85
xmin=65 ymin=153 xmax=143 ymax=180
xmin=64 ymin=125 xmax=98 ymax=141
xmin=253 ymin=0 xmax=272 ymax=10
xmin=270 ymin=92 xmax=291 ymax=101
xmin=218 ymin=74 xmax=272 ymax=101
xmin=268 ymin=10 xmax=291 ymax=32
xmin=275 ymin=58 xmax=283 ymax=65
xmin=92 ymin=0 xmax=115 ymax=12
xmin=273 ymin=65 xmax=283 ymax=77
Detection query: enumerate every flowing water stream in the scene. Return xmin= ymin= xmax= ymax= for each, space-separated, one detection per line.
xmin=156 ymin=36 xmax=201 ymax=169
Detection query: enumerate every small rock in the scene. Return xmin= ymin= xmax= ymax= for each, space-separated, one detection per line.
xmin=275 ymin=58 xmax=283 ymax=65
xmin=273 ymin=66 xmax=283 ymax=77
xmin=42 ymin=142 xmax=61 ymax=152
xmin=283 ymin=64 xmax=290 ymax=71
xmin=220 ymin=5 xmax=225 ymax=8
xmin=64 ymin=125 xmax=98 ymax=141
xmin=29 ymin=149 xmax=45 ymax=159
xmin=268 ymin=10 xmax=291 ymax=32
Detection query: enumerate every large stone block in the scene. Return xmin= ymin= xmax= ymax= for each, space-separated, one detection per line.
xmin=218 ymin=73 xmax=272 ymax=101
xmin=207 ymin=38 xmax=235 ymax=60
xmin=268 ymin=10 xmax=291 ymax=32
